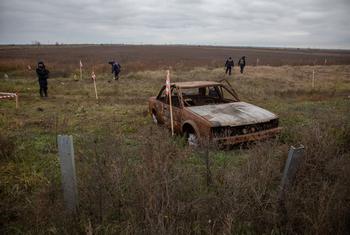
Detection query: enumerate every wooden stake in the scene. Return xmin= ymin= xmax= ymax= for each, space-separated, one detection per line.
xmin=79 ymin=60 xmax=83 ymax=80
xmin=312 ymin=69 xmax=315 ymax=89
xmin=92 ymin=71 xmax=98 ymax=100
xmin=256 ymin=57 xmax=259 ymax=66
xmin=93 ymin=79 xmax=98 ymax=100
xmin=15 ymin=93 xmax=18 ymax=109
xmin=167 ymin=70 xmax=174 ymax=136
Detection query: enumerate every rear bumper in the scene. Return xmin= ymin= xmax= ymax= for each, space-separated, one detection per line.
xmin=213 ymin=127 xmax=282 ymax=145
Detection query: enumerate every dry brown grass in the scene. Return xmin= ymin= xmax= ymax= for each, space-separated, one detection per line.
xmin=1 ymin=45 xmax=350 ymax=77
xmin=1 ymin=64 xmax=349 ymax=234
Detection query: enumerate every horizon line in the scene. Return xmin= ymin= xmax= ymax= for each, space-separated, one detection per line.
xmin=0 ymin=43 xmax=349 ymax=51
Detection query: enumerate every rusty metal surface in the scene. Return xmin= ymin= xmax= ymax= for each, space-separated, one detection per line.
xmin=172 ymin=81 xmax=221 ymax=88
xmin=219 ymin=79 xmax=240 ymax=101
xmin=187 ymin=102 xmax=277 ymax=127
xmin=214 ymin=127 xmax=282 ymax=145
xmin=149 ymin=80 xmax=281 ymax=145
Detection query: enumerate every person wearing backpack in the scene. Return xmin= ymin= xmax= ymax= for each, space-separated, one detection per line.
xmin=225 ymin=57 xmax=234 ymax=76
xmin=109 ymin=61 xmax=121 ymax=80
xmin=238 ymin=56 xmax=246 ymax=74
xmin=36 ymin=61 xmax=50 ymax=97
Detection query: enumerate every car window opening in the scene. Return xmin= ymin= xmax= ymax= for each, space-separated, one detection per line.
xmin=157 ymin=85 xmax=238 ymax=107
xmin=158 ymin=87 xmax=181 ymax=107
xmin=181 ymin=86 xmax=237 ymax=107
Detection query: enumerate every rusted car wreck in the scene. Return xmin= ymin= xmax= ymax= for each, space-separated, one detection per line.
xmin=148 ymin=80 xmax=281 ymax=145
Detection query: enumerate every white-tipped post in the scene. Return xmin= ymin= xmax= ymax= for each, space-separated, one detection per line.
xmin=91 ymin=71 xmax=98 ymax=100
xmin=79 ymin=60 xmax=83 ymax=80
xmin=15 ymin=93 xmax=18 ymax=109
xmin=166 ymin=70 xmax=174 ymax=136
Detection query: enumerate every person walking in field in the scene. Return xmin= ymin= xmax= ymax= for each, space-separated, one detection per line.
xmin=225 ymin=57 xmax=234 ymax=76
xmin=36 ymin=61 xmax=50 ymax=97
xmin=238 ymin=56 xmax=246 ymax=74
xmin=109 ymin=61 xmax=121 ymax=80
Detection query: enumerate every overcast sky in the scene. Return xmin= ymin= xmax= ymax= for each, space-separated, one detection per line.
xmin=0 ymin=0 xmax=349 ymax=49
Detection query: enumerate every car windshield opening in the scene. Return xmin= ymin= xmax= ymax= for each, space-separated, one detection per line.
xmin=181 ymin=85 xmax=237 ymax=107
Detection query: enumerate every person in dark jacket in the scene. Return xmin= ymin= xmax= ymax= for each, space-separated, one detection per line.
xmin=108 ymin=61 xmax=121 ymax=80
xmin=238 ymin=56 xmax=246 ymax=74
xmin=225 ymin=57 xmax=234 ymax=75
xmin=36 ymin=61 xmax=49 ymax=97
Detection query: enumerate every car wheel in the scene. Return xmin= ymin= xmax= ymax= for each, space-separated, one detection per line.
xmin=152 ymin=112 xmax=158 ymax=124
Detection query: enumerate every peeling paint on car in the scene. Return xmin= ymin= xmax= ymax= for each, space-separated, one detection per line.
xmin=187 ymin=102 xmax=277 ymax=127
xmin=149 ymin=80 xmax=281 ymax=145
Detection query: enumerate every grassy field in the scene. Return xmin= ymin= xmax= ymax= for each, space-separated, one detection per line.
xmin=1 ymin=64 xmax=350 ymax=234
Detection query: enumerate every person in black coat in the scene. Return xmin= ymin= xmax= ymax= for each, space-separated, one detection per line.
xmin=36 ymin=61 xmax=49 ymax=97
xmin=108 ymin=61 xmax=121 ymax=80
xmin=225 ymin=57 xmax=234 ymax=75
xmin=238 ymin=56 xmax=246 ymax=74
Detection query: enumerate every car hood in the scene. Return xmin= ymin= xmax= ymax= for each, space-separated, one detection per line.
xmin=187 ymin=102 xmax=277 ymax=127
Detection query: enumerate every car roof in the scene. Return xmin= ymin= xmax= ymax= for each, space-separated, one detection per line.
xmin=171 ymin=81 xmax=222 ymax=88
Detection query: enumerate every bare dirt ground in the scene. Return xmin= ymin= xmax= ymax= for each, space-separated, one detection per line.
xmin=1 ymin=45 xmax=350 ymax=74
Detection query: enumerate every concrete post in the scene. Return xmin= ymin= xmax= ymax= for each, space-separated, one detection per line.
xmin=57 ymin=135 xmax=78 ymax=213
xmin=280 ymin=145 xmax=305 ymax=191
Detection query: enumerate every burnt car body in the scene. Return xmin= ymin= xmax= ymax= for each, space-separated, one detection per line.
xmin=148 ymin=80 xmax=281 ymax=145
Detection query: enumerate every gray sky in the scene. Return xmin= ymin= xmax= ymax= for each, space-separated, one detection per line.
xmin=1 ymin=0 xmax=350 ymax=48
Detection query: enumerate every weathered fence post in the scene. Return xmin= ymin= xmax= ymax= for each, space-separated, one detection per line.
xmin=278 ymin=145 xmax=304 ymax=225
xmin=57 ymin=135 xmax=78 ymax=213
xmin=280 ymin=145 xmax=304 ymax=194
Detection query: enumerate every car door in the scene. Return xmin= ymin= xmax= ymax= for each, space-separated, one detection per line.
xmin=161 ymin=87 xmax=183 ymax=133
